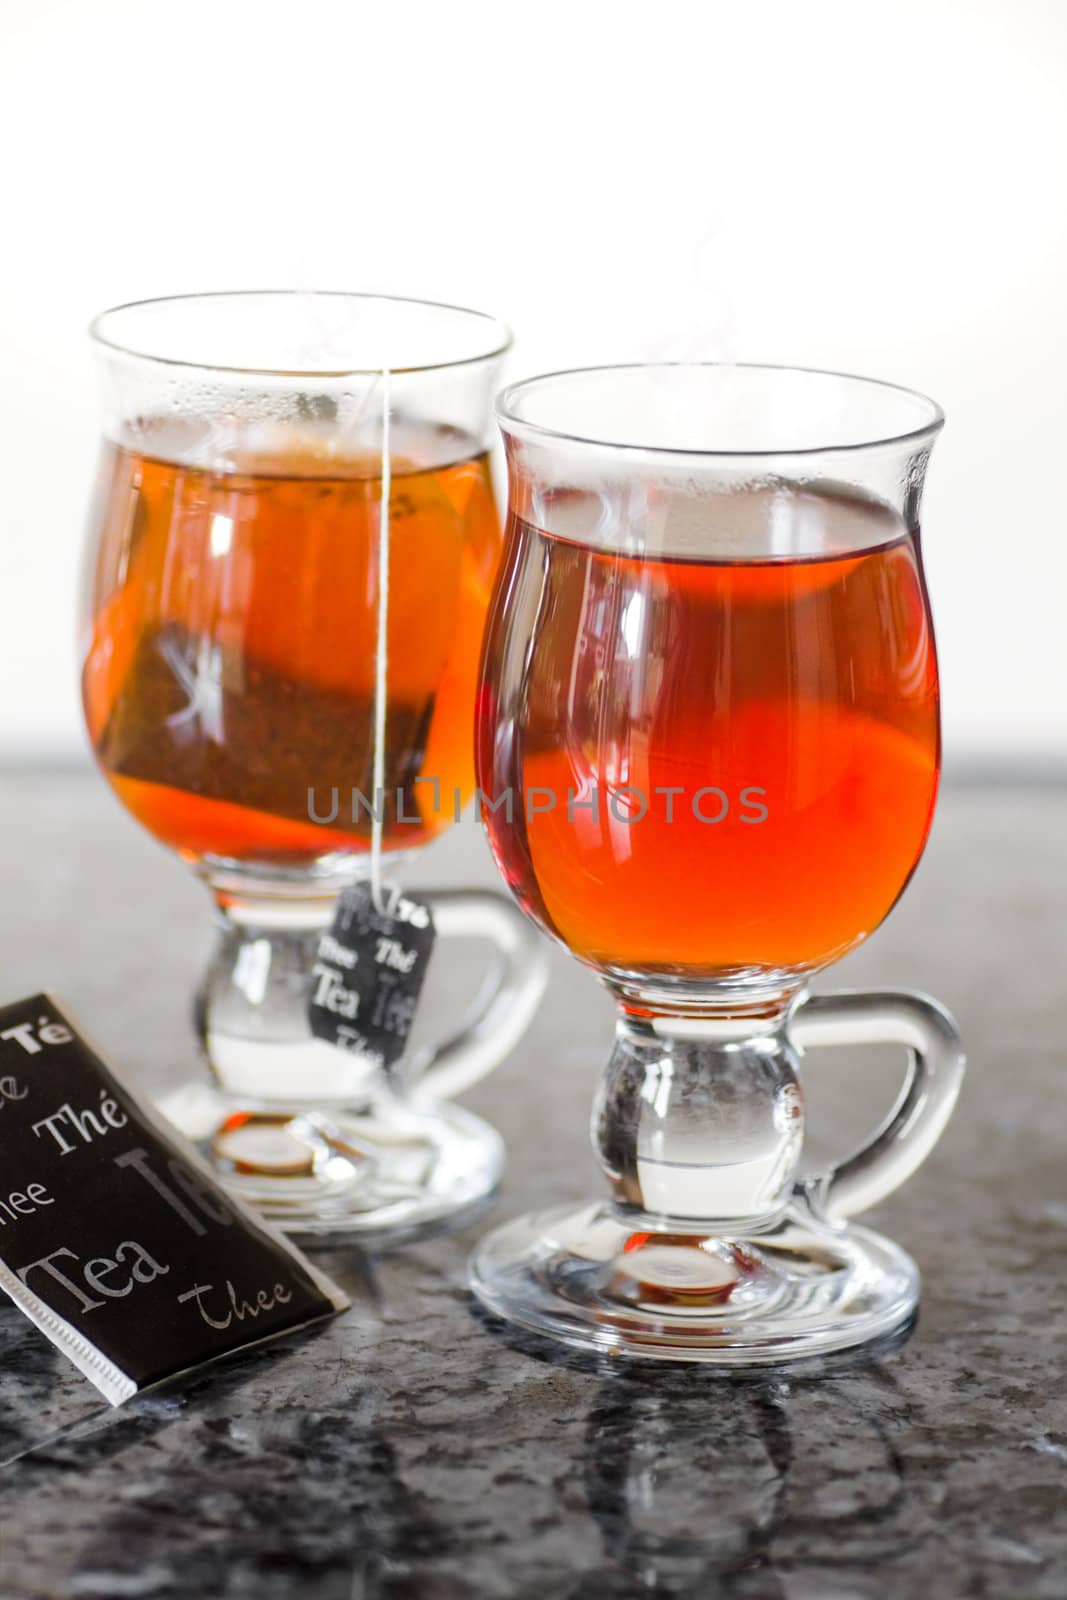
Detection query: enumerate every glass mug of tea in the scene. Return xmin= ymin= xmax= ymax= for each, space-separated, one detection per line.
xmin=80 ymin=291 xmax=547 ymax=1242
xmin=471 ymin=363 xmax=965 ymax=1360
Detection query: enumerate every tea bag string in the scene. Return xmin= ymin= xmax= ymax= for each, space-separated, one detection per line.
xmin=370 ymin=366 xmax=395 ymax=917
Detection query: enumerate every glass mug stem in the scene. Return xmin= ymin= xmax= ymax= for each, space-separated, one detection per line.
xmin=593 ymin=990 xmax=964 ymax=1237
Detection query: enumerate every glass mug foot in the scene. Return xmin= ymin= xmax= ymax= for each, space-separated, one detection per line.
xmin=470 ymin=1201 xmax=919 ymax=1364
xmin=160 ymin=1083 xmax=504 ymax=1246
xmin=159 ymin=885 xmax=546 ymax=1245
xmin=470 ymin=989 xmax=964 ymax=1364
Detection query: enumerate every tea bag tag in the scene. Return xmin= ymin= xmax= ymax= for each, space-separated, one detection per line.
xmin=308 ymin=883 xmax=436 ymax=1068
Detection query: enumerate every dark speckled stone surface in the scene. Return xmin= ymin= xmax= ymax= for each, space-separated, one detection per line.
xmin=1 ymin=768 xmax=1065 ymax=1599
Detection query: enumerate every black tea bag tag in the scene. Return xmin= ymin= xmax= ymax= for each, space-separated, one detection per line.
xmin=0 ymin=995 xmax=347 ymax=1405
xmin=308 ymin=883 xmax=436 ymax=1067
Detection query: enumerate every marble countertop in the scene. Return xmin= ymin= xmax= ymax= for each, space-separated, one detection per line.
xmin=1 ymin=768 xmax=1065 ymax=1599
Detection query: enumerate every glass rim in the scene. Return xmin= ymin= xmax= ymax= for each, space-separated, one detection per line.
xmin=496 ymin=361 xmax=945 ymax=459
xmin=89 ymin=289 xmax=513 ymax=378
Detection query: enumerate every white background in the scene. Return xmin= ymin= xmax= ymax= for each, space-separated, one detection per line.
xmin=0 ymin=0 xmax=1064 ymax=767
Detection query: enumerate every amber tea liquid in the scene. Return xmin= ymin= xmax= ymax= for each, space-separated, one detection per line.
xmin=477 ymin=487 xmax=940 ymax=980
xmin=82 ymin=420 xmax=500 ymax=870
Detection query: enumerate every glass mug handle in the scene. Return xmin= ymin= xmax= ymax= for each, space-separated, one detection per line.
xmin=788 ymin=989 xmax=965 ymax=1223
xmin=407 ymin=889 xmax=549 ymax=1101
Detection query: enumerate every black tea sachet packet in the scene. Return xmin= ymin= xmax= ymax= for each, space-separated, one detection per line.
xmin=0 ymin=994 xmax=348 ymax=1403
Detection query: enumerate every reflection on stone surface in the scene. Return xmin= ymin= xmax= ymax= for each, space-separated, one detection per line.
xmin=573 ymin=1380 xmax=791 ymax=1597
xmin=474 ymin=1317 xmax=917 ymax=1598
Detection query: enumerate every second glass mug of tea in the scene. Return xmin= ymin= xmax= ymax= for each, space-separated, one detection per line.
xmin=472 ymin=363 xmax=965 ymax=1361
xmin=80 ymin=291 xmax=547 ymax=1242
